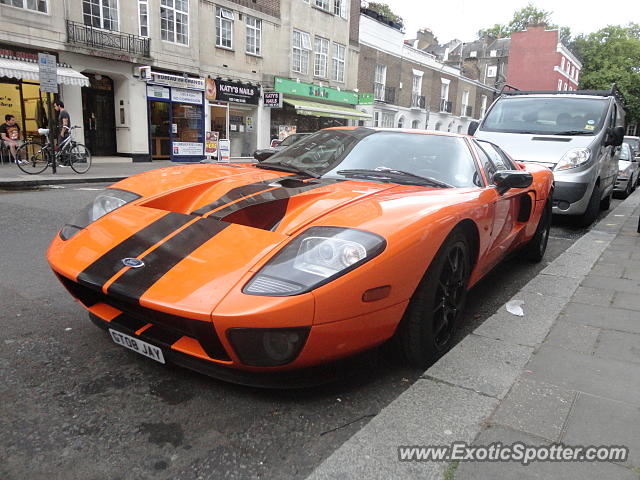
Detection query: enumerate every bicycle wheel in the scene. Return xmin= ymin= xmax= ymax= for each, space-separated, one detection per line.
xmin=15 ymin=142 xmax=49 ymax=175
xmin=68 ymin=143 xmax=92 ymax=174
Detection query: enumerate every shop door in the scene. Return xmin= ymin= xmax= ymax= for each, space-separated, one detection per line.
xmin=149 ymin=100 xmax=171 ymax=159
xmin=82 ymin=74 xmax=116 ymax=156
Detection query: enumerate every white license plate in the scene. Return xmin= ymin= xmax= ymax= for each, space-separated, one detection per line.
xmin=109 ymin=329 xmax=165 ymax=364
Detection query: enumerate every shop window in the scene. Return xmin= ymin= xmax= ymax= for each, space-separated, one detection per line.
xmin=83 ymin=0 xmax=119 ymax=31
xmin=314 ymin=36 xmax=329 ymax=78
xmin=245 ymin=15 xmax=261 ymax=55
xmin=332 ymin=43 xmax=345 ymax=83
xmin=138 ymin=0 xmax=149 ymax=37
xmin=161 ymin=0 xmax=189 ymax=45
xmin=292 ymin=30 xmax=311 ymax=74
xmin=172 ymin=101 xmax=203 ymax=154
xmin=216 ymin=7 xmax=234 ymax=49
xmin=1 ymin=0 xmax=47 ymax=13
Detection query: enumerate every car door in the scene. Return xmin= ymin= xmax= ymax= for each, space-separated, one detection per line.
xmin=475 ymin=141 xmax=530 ymax=267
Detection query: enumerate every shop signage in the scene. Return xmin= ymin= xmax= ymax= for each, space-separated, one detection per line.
xmin=358 ymin=92 xmax=374 ymax=105
xmin=146 ymin=85 xmax=170 ymax=100
xmin=274 ymin=77 xmax=359 ymax=105
xmin=148 ymin=71 xmax=205 ymax=90
xmin=171 ymin=88 xmax=203 ymax=105
xmin=206 ymin=78 xmax=260 ymax=105
xmin=38 ymin=53 xmax=58 ymax=94
xmin=218 ymin=139 xmax=231 ymax=161
xmin=173 ymin=142 xmax=203 ymax=156
xmin=263 ymin=92 xmax=283 ymax=108
xmin=205 ymin=131 xmax=219 ymax=157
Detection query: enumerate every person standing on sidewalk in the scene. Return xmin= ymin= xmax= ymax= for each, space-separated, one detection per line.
xmin=53 ymin=100 xmax=70 ymax=148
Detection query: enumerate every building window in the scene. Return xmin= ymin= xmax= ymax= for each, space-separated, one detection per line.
xmin=314 ymin=36 xmax=329 ymax=77
xmin=334 ymin=0 xmax=347 ymax=18
xmin=487 ymin=65 xmax=497 ymax=78
xmin=435 ymin=122 xmax=441 ymax=131
xmin=374 ymin=64 xmax=386 ymax=101
xmin=560 ymin=56 xmax=565 ymax=70
xmin=557 ymin=79 xmax=563 ymax=90
xmin=489 ymin=49 xmax=497 ymax=57
xmin=292 ymin=29 xmax=311 ymax=74
xmin=373 ymin=111 xmax=380 ymax=127
xmin=480 ymin=95 xmax=487 ymax=118
xmin=381 ymin=112 xmax=394 ymax=128
xmin=412 ymin=119 xmax=420 ymax=129
xmin=315 ymin=0 xmax=329 ymax=11
xmin=216 ymin=7 xmax=234 ymax=49
xmin=246 ymin=15 xmax=261 ymax=55
xmin=564 ymin=82 xmax=568 ymax=90
xmin=1 ymin=0 xmax=47 ymax=12
xmin=332 ymin=43 xmax=345 ymax=82
xmin=397 ymin=116 xmax=404 ymax=128
xmin=161 ymin=0 xmax=188 ymax=44
xmin=461 ymin=89 xmax=469 ymax=116
xmin=469 ymin=51 xmax=477 ymax=58
xmin=83 ymin=0 xmax=119 ymax=31
xmin=411 ymin=74 xmax=422 ymax=108
xmin=138 ymin=0 xmax=149 ymax=37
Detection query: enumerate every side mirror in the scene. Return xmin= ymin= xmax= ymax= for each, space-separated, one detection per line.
xmin=253 ymin=150 xmax=275 ymax=162
xmin=467 ymin=121 xmax=479 ymax=136
xmin=606 ymin=126 xmax=625 ymax=147
xmin=493 ymin=170 xmax=533 ymax=195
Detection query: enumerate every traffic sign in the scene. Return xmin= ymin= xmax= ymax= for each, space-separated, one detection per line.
xmin=38 ymin=53 xmax=58 ymax=94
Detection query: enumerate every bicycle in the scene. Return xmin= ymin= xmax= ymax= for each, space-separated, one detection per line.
xmin=15 ymin=126 xmax=92 ymax=175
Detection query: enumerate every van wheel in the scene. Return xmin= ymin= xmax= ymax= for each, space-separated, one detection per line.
xmin=578 ymin=183 xmax=601 ymax=227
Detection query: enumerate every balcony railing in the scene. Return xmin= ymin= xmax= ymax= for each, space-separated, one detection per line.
xmin=411 ymin=94 xmax=426 ymax=109
xmin=440 ymin=99 xmax=453 ymax=113
xmin=67 ymin=20 xmax=150 ymax=57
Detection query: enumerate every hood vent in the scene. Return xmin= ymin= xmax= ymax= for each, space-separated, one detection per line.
xmin=531 ymin=137 xmax=572 ymax=142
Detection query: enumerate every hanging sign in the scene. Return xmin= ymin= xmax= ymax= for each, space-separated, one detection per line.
xmin=38 ymin=53 xmax=58 ymax=94
xmin=263 ymin=92 xmax=282 ymax=108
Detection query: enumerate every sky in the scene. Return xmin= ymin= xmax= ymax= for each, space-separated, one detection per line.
xmin=382 ymin=0 xmax=637 ymax=43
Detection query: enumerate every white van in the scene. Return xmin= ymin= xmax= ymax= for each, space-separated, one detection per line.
xmin=470 ymin=86 xmax=626 ymax=226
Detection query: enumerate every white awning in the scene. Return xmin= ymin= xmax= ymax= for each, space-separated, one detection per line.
xmin=0 ymin=58 xmax=89 ymax=87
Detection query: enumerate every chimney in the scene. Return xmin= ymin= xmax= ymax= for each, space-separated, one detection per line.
xmin=416 ymin=28 xmax=436 ymax=50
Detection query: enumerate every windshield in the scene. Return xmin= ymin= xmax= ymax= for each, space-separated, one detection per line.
xmin=482 ymin=97 xmax=609 ymax=135
xmin=262 ymin=129 xmax=479 ymax=188
xmin=280 ymin=134 xmax=304 ymax=147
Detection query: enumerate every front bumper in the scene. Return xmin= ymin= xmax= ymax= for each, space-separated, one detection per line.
xmin=551 ymin=164 xmax=597 ymax=216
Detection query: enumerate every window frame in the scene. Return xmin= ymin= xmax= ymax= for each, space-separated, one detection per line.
xmin=332 ymin=42 xmax=345 ymax=83
xmin=487 ymin=65 xmax=497 ymax=78
xmin=292 ymin=29 xmax=311 ymax=74
xmin=216 ymin=7 xmax=234 ymax=49
xmin=138 ymin=0 xmax=149 ymax=37
xmin=0 ymin=0 xmax=48 ymax=13
xmin=161 ymin=0 xmax=189 ymax=45
xmin=83 ymin=0 xmax=119 ymax=31
xmin=314 ymin=36 xmax=329 ymax=78
xmin=333 ymin=0 xmax=348 ymax=18
xmin=374 ymin=64 xmax=386 ymax=101
xmin=245 ymin=15 xmax=261 ymax=55
xmin=315 ymin=0 xmax=329 ymax=11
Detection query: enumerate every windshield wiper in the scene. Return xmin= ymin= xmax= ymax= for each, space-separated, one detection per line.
xmin=255 ymin=162 xmax=318 ymax=178
xmin=336 ymin=168 xmax=452 ymax=188
xmin=552 ymin=130 xmax=594 ymax=136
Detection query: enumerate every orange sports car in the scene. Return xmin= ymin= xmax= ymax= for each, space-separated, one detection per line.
xmin=48 ymin=128 xmax=553 ymax=386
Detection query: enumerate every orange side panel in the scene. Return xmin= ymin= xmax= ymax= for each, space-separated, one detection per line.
xmin=87 ymin=303 xmax=122 ymax=322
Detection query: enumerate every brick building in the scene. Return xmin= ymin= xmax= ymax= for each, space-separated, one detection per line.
xmin=506 ymin=25 xmax=581 ymax=91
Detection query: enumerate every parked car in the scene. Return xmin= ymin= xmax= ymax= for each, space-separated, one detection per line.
xmin=253 ymin=133 xmax=311 ymax=162
xmin=623 ymin=136 xmax=640 ymax=159
xmin=470 ymin=86 xmax=625 ymax=226
xmin=614 ymin=143 xmax=639 ymax=198
xmin=48 ymin=128 xmax=553 ymax=387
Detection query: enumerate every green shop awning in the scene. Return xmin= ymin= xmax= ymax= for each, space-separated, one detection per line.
xmin=283 ymin=98 xmax=371 ymax=120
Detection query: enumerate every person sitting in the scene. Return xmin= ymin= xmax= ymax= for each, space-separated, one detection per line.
xmin=0 ymin=114 xmax=21 ymax=162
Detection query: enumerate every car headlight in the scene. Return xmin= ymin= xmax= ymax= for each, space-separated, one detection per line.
xmin=243 ymin=226 xmax=386 ymax=296
xmin=554 ymin=148 xmax=591 ymax=171
xmin=59 ymin=188 xmax=140 ymax=241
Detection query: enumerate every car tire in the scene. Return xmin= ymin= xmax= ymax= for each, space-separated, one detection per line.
xmin=620 ymin=177 xmax=633 ymax=199
xmin=578 ymin=183 xmax=601 ymax=227
xmin=398 ymin=229 xmax=470 ymax=367
xmin=522 ymin=200 xmax=551 ymax=263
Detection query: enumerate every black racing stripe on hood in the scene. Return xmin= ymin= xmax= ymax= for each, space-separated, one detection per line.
xmin=209 ymin=177 xmax=343 ymax=221
xmin=191 ymin=174 xmax=298 ymax=216
xmin=106 ymin=217 xmax=230 ymax=302
xmin=77 ymin=212 xmax=193 ymax=290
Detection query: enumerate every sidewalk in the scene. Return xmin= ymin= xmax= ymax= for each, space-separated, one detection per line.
xmin=309 ymin=190 xmax=640 ymax=480
xmin=0 ymin=156 xmax=254 ymax=189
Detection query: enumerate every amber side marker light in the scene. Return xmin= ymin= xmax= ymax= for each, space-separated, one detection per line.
xmin=362 ymin=285 xmax=391 ymax=302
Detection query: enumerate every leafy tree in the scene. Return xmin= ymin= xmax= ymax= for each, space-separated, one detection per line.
xmin=573 ymin=24 xmax=640 ymax=122
xmin=477 ymin=2 xmax=570 ymax=42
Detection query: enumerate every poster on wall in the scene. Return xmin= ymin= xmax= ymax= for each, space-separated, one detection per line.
xmin=173 ymin=142 xmax=203 ymax=156
xmin=278 ymin=125 xmax=297 ymax=141
xmin=205 ymin=131 xmax=219 ymax=157
xmin=218 ymin=139 xmax=231 ymax=162
xmin=171 ymin=88 xmax=203 ymax=105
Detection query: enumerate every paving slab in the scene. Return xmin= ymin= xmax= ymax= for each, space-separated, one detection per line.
xmin=563 ymin=393 xmax=640 ymax=466
xmin=473 ymin=292 xmax=566 ymax=347
xmin=526 ymin=344 xmax=640 ymax=407
xmin=541 ymin=253 xmax=600 ymax=278
xmin=594 ymin=329 xmax=640 ymax=365
xmin=490 ymin=377 xmax=576 ymax=442
xmin=589 ymin=263 xmax=624 ymax=279
xmin=611 ymin=292 xmax=640 ymax=311
xmin=455 ymin=425 xmax=636 ymax=480
xmin=580 ymin=275 xmax=640 ymax=294
xmin=560 ymin=302 xmax=640 ymax=334
xmin=568 ymin=285 xmax=614 ymax=307
xmin=307 ymin=379 xmax=498 ymax=480
xmin=520 ymin=273 xmax=582 ymax=299
xmin=425 ymin=334 xmax=533 ymax=399
xmin=543 ymin=321 xmax=600 ymax=354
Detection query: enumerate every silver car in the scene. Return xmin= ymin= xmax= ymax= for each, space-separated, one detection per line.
xmin=472 ymin=88 xmax=625 ymax=226
xmin=614 ymin=143 xmax=639 ymax=198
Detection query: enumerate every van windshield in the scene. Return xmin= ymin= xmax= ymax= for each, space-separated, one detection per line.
xmin=482 ymin=97 xmax=609 ymax=135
